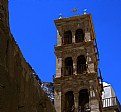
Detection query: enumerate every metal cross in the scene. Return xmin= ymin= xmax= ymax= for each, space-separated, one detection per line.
xmin=72 ymin=8 xmax=79 ymax=16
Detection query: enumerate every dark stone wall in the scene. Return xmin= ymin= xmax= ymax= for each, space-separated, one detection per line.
xmin=0 ymin=1 xmax=55 ymax=112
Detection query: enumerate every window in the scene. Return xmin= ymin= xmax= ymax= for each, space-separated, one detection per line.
xmin=78 ymin=89 xmax=90 ymax=112
xmin=63 ymin=31 xmax=72 ymax=44
xmin=75 ymin=29 xmax=84 ymax=43
xmin=64 ymin=57 xmax=73 ymax=76
xmin=65 ymin=91 xmax=74 ymax=112
xmin=77 ymin=55 xmax=86 ymax=74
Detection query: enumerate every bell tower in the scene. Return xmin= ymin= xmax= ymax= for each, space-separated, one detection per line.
xmin=54 ymin=13 xmax=103 ymax=112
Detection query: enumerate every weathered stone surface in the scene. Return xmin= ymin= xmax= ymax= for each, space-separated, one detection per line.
xmin=0 ymin=0 xmax=56 ymax=112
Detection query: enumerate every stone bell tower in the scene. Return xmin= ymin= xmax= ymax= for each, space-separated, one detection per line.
xmin=54 ymin=13 xmax=103 ymax=112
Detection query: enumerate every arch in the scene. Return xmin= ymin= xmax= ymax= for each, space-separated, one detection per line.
xmin=63 ymin=88 xmax=73 ymax=95
xmin=77 ymin=55 xmax=86 ymax=74
xmin=75 ymin=29 xmax=84 ymax=43
xmin=65 ymin=91 xmax=74 ymax=112
xmin=63 ymin=30 xmax=72 ymax=44
xmin=64 ymin=57 xmax=73 ymax=76
xmin=78 ymin=89 xmax=89 ymax=112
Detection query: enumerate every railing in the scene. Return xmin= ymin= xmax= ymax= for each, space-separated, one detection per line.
xmin=75 ymin=35 xmax=84 ymax=43
xmin=63 ymin=37 xmax=72 ymax=45
xmin=63 ymin=66 xmax=73 ymax=76
xmin=102 ymin=97 xmax=121 ymax=111
xmin=62 ymin=64 xmax=87 ymax=76
xmin=77 ymin=64 xmax=87 ymax=74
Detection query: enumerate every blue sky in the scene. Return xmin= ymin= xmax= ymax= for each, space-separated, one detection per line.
xmin=9 ymin=0 xmax=121 ymax=102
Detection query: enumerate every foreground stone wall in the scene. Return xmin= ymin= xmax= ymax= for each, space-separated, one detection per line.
xmin=0 ymin=1 xmax=55 ymax=111
xmin=0 ymin=29 xmax=55 ymax=112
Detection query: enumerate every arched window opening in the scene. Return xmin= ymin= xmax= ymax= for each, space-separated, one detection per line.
xmin=64 ymin=57 xmax=73 ymax=76
xmin=63 ymin=31 xmax=72 ymax=45
xmin=77 ymin=55 xmax=86 ymax=74
xmin=75 ymin=29 xmax=84 ymax=43
xmin=65 ymin=91 xmax=74 ymax=112
xmin=78 ymin=89 xmax=90 ymax=112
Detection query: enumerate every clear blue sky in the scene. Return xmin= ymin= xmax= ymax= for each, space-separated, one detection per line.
xmin=9 ymin=0 xmax=121 ymax=102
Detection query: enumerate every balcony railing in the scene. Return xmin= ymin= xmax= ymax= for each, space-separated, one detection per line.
xmin=63 ymin=66 xmax=73 ymax=76
xmin=77 ymin=64 xmax=87 ymax=74
xmin=102 ymin=97 xmax=121 ymax=111
xmin=75 ymin=36 xmax=84 ymax=43
xmin=62 ymin=64 xmax=87 ymax=76
xmin=63 ymin=38 xmax=72 ymax=45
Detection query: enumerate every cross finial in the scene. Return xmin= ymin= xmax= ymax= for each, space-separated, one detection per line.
xmin=71 ymin=8 xmax=79 ymax=16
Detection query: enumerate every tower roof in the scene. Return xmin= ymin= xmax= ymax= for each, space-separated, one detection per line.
xmin=54 ymin=14 xmax=92 ymax=27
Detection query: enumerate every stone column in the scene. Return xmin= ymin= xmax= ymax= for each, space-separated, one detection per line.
xmin=88 ymin=63 xmax=95 ymax=73
xmin=89 ymin=80 xmax=100 ymax=112
xmin=74 ymin=92 xmax=79 ymax=112
xmin=57 ymin=30 xmax=62 ymax=46
xmin=85 ymin=32 xmax=91 ymax=42
xmin=72 ymin=31 xmax=75 ymax=43
xmin=56 ymin=57 xmax=62 ymax=78
xmin=73 ymin=56 xmax=77 ymax=75
xmin=61 ymin=94 xmax=65 ymax=112
xmin=54 ymin=88 xmax=61 ymax=112
xmin=90 ymin=99 xmax=100 ymax=112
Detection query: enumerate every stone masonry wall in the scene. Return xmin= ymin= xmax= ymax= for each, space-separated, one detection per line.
xmin=0 ymin=0 xmax=55 ymax=111
xmin=0 ymin=28 xmax=55 ymax=112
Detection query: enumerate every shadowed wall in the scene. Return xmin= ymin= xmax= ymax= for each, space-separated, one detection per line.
xmin=0 ymin=0 xmax=55 ymax=112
